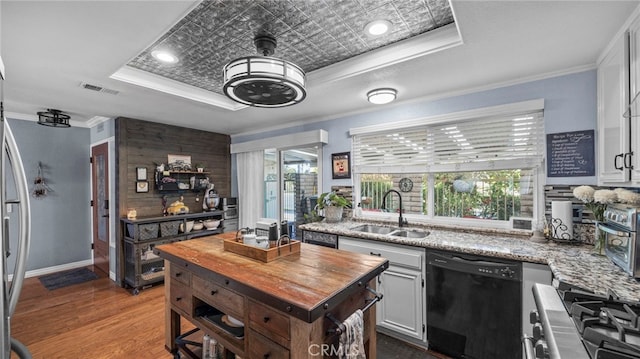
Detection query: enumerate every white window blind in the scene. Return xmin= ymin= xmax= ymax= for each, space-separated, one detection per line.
xmin=352 ymin=110 xmax=544 ymax=173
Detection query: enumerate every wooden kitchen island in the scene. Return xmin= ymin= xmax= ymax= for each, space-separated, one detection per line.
xmin=154 ymin=232 xmax=388 ymax=359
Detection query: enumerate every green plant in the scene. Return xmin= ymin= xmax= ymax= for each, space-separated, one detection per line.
xmin=303 ymin=210 xmax=324 ymax=223
xmin=317 ymin=191 xmax=351 ymax=209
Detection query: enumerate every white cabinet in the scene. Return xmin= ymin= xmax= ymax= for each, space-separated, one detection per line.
xmin=629 ymin=16 xmax=640 ymax=181
xmin=338 ymin=236 xmax=426 ymax=342
xmin=595 ymin=10 xmax=640 ymax=185
xmin=597 ymin=30 xmax=630 ymax=185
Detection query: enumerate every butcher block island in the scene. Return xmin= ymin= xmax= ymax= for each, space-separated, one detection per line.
xmin=154 ymin=232 xmax=389 ymax=359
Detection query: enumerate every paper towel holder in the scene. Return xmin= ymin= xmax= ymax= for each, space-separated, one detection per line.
xmin=549 ymin=217 xmax=583 ymax=244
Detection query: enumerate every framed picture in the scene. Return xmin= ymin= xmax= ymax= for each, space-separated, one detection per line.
xmin=167 ymin=154 xmax=192 ymax=171
xmin=331 ymin=152 xmax=351 ymax=179
xmin=136 ymin=167 xmax=147 ymax=181
xmin=136 ymin=181 xmax=149 ymax=193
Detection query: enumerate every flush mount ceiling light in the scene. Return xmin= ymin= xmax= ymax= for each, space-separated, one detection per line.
xmin=37 ymin=109 xmax=71 ymax=128
xmin=367 ymin=88 xmax=397 ymax=105
xmin=223 ymin=34 xmax=306 ymax=108
xmin=151 ymin=50 xmax=179 ymax=64
xmin=364 ymin=19 xmax=392 ymax=37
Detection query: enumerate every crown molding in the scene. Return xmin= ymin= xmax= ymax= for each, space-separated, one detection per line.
xmin=110 ymin=66 xmax=247 ymax=111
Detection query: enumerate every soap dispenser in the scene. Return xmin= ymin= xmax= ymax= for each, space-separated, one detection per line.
xmin=355 ymin=203 xmax=363 ymax=217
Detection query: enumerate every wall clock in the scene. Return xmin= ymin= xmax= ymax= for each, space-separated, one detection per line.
xmin=399 ymin=177 xmax=413 ymax=192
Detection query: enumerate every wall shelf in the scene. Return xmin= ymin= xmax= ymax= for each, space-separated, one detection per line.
xmin=156 ymin=170 xmax=211 ymax=192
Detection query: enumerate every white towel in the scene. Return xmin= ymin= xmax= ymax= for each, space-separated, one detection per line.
xmin=338 ymin=309 xmax=366 ymax=359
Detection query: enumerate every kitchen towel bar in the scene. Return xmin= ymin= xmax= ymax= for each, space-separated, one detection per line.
xmin=326 ymin=286 xmax=382 ymax=335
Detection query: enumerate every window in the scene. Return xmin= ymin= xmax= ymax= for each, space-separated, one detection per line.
xmin=432 ymin=169 xmax=533 ymax=220
xmin=351 ymin=100 xmax=544 ymax=228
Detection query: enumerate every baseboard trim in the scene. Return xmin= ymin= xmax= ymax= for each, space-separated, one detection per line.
xmin=11 ymin=259 xmax=95 ymax=280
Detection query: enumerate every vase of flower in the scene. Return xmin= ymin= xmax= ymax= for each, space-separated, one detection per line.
xmin=593 ymin=222 xmax=606 ymax=255
xmin=573 ymin=185 xmax=617 ymax=255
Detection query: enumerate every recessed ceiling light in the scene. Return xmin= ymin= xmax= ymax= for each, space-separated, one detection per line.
xmin=151 ymin=50 xmax=178 ymax=64
xmin=367 ymin=88 xmax=397 ymax=105
xmin=364 ymin=19 xmax=392 ymax=37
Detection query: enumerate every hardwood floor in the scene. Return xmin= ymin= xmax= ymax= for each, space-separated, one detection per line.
xmin=10 ymin=268 xmax=182 ymax=359
xmin=10 ymin=267 xmax=444 ymax=359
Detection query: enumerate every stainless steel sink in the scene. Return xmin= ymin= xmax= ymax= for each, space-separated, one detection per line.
xmin=350 ymin=224 xmax=398 ymax=235
xmin=350 ymin=224 xmax=430 ymax=239
xmin=388 ymin=229 xmax=430 ymax=239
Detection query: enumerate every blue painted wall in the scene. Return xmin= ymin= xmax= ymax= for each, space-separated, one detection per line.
xmin=7 ymin=118 xmax=91 ymax=272
xmin=232 ymin=70 xmax=598 ymax=192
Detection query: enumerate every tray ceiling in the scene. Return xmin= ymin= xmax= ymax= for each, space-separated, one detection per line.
xmin=124 ymin=0 xmax=454 ymax=97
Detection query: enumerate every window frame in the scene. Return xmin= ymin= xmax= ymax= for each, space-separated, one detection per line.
xmin=350 ymin=100 xmax=545 ymax=230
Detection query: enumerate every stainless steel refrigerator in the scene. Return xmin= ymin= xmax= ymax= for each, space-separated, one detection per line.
xmin=0 ymin=54 xmax=33 ymax=358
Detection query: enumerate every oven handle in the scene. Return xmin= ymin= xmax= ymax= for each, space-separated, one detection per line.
xmin=522 ymin=334 xmax=536 ymax=359
xmin=597 ymin=223 xmax=631 ymax=238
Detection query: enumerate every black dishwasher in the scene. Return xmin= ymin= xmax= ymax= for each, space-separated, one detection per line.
xmin=426 ymin=250 xmax=522 ymax=359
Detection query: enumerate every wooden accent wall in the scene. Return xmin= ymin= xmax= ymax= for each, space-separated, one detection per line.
xmin=115 ymin=117 xmax=231 ymax=284
xmin=116 ymin=117 xmax=231 ymax=219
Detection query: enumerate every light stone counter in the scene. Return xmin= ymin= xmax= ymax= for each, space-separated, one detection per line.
xmin=299 ymin=220 xmax=640 ymax=302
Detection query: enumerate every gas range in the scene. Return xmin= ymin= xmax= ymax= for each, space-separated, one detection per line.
xmin=527 ymin=283 xmax=640 ymax=359
xmin=564 ymin=287 xmax=640 ymax=359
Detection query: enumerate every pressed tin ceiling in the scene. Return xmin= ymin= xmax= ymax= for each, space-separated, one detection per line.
xmin=124 ymin=0 xmax=454 ymax=98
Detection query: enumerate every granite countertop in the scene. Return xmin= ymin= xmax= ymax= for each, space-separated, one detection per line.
xmin=299 ymin=220 xmax=640 ymax=302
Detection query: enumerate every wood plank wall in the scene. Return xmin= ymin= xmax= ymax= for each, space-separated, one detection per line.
xmin=116 ymin=117 xmax=231 ymax=218
xmin=115 ymin=117 xmax=231 ymax=283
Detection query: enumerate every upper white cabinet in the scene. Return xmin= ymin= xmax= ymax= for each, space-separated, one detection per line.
xmin=629 ymin=16 xmax=640 ymax=181
xmin=597 ymin=30 xmax=630 ymax=185
xmin=597 ymin=10 xmax=640 ymax=186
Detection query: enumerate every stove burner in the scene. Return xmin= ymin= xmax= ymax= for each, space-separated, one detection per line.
xmin=565 ymin=289 xmax=640 ymax=359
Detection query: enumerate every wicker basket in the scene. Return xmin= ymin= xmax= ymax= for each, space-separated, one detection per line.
xmin=138 ymin=223 xmax=159 ymax=241
xmin=160 ymin=220 xmax=181 ymax=237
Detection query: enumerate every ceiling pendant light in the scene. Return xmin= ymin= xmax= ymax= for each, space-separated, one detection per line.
xmin=223 ymin=34 xmax=306 ymax=108
xmin=37 ymin=109 xmax=71 ymax=128
xmin=367 ymin=88 xmax=397 ymax=105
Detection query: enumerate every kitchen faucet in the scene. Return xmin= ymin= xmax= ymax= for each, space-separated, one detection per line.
xmin=382 ymin=189 xmax=407 ymax=227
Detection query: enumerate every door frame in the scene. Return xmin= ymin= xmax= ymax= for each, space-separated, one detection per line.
xmin=90 ymin=137 xmax=115 ymax=279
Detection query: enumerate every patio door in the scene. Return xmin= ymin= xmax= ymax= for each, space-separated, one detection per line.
xmin=264 ymin=147 xmax=319 ymax=239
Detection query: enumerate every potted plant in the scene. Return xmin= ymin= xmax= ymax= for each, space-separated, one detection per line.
xmin=316 ymin=191 xmax=351 ymax=223
xmin=194 ymin=163 xmax=204 ymax=173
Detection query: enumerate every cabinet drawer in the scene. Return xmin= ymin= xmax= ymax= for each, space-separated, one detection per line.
xmin=170 ymin=264 xmax=191 ymax=286
xmin=170 ymin=281 xmax=192 ymax=315
xmin=249 ymin=299 xmax=290 ymax=343
xmin=192 ymin=275 xmax=244 ymax=318
xmin=248 ymin=329 xmax=290 ymax=359
xmin=339 ymin=237 xmax=424 ymax=270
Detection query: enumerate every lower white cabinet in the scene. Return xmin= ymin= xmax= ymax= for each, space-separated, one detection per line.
xmin=338 ymin=236 xmax=426 ymax=342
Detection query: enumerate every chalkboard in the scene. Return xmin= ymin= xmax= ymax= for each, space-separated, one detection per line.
xmin=546 ymin=130 xmax=595 ymax=177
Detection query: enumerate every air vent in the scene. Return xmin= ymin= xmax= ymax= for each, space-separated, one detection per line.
xmin=80 ymin=82 xmax=119 ymax=95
